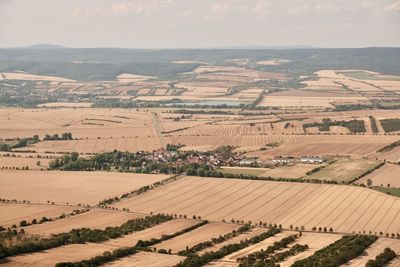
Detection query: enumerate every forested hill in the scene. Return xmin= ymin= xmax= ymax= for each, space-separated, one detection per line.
xmin=0 ymin=47 xmax=399 ymax=81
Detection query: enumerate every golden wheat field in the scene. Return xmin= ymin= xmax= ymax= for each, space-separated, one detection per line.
xmin=114 ymin=176 xmax=400 ymax=235
xmin=0 ymin=171 xmax=169 ymax=205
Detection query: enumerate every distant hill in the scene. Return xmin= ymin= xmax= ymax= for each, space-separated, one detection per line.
xmin=23 ymin=44 xmax=66 ymax=50
xmin=0 ymin=47 xmax=399 ymax=80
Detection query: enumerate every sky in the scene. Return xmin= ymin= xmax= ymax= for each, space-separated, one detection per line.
xmin=0 ymin=0 xmax=399 ymax=48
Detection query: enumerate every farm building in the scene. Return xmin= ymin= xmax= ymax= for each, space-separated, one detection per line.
xmin=300 ymin=157 xmax=324 ymax=164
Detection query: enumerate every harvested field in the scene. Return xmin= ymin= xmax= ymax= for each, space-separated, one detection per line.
xmin=209 ymin=231 xmax=295 ymax=265
xmin=360 ymin=163 xmax=400 ymax=188
xmin=0 ymin=108 xmax=156 ymax=139
xmin=374 ymin=146 xmax=400 ymax=163
xmin=0 ymin=204 xmax=77 ymax=228
xmin=305 ymin=158 xmax=380 ymax=182
xmin=0 ymin=243 xmax=115 ymax=267
xmin=343 ymin=237 xmax=400 ymax=267
xmin=154 ymin=222 xmax=240 ymax=253
xmin=1 ymin=72 xmax=75 ymax=82
xmin=104 ymin=251 xmax=185 ymax=267
xmin=0 ymin=171 xmax=169 ymax=205
xmin=258 ymin=95 xmax=366 ymax=108
xmin=104 ymin=219 xmax=198 ymax=248
xmin=23 ymin=136 xmax=165 ymax=153
xmin=261 ymin=164 xmax=319 ymax=179
xmin=200 ymin=227 xmax=267 ymax=255
xmin=117 ymin=73 xmax=155 ymax=83
xmin=257 ymin=59 xmax=291 ymax=65
xmin=25 ymin=209 xmax=143 ymax=236
xmin=220 ymin=164 xmax=318 ymax=179
xmin=114 ymin=176 xmax=400 ymax=235
xmin=170 ymin=135 xmax=398 ymax=156
xmin=37 ymin=102 xmax=93 ymax=108
xmin=279 ymin=232 xmax=343 ymax=267
xmin=0 ymin=156 xmax=51 ymax=170
xmin=1 ymin=219 xmax=195 ymax=266
xmin=219 ymin=167 xmax=266 ymax=176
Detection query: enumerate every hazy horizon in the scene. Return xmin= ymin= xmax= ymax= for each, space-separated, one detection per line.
xmin=0 ymin=0 xmax=399 ymax=49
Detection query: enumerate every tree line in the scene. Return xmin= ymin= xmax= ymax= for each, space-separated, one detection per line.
xmin=55 ymin=220 xmax=208 ymax=267
xmin=0 ymin=214 xmax=172 ymax=259
xmin=174 ymin=227 xmax=281 ymax=267
xmin=237 ymin=234 xmax=306 ymax=267
xmin=291 ymin=235 xmax=377 ymax=267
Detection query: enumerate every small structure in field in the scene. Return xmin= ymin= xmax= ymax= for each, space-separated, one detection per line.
xmin=272 ymin=158 xmax=293 ymax=164
xmin=300 ymin=157 xmax=324 ymax=164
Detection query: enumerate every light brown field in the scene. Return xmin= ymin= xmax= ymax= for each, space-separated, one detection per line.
xmin=154 ymin=222 xmax=240 ymax=253
xmin=261 ymin=164 xmax=319 ymax=179
xmin=200 ymin=227 xmax=267 ymax=255
xmin=279 ymin=232 xmax=343 ymax=267
xmin=104 ymin=251 xmax=185 ymax=267
xmin=209 ymin=231 xmax=295 ymax=265
xmin=343 ymin=237 xmax=400 ymax=267
xmin=23 ymin=137 xmax=165 ymax=153
xmin=0 ymin=204 xmax=77 ymax=228
xmin=25 ymin=209 xmax=143 ymax=236
xmin=0 ymin=171 xmax=169 ymax=205
xmin=116 ymin=73 xmax=155 ymax=83
xmin=114 ymin=176 xmax=400 ymax=235
xmin=37 ymin=102 xmax=93 ymax=108
xmin=1 ymin=243 xmax=115 ymax=267
xmin=0 ymin=156 xmax=51 ymax=170
xmin=258 ymin=96 xmax=335 ymax=108
xmin=2 ymin=219 xmax=196 ymax=266
xmin=0 ymin=108 xmax=157 ymax=139
xmin=360 ymin=164 xmax=400 ymax=188
xmin=1 ymin=72 xmax=75 ymax=82
xmin=220 ymin=164 xmax=318 ymax=179
xmin=170 ymin=135 xmax=398 ymax=156
xmin=373 ymin=146 xmax=400 ymax=163
xmin=104 ymin=219 xmax=198 ymax=248
xmin=256 ymin=59 xmax=291 ymax=65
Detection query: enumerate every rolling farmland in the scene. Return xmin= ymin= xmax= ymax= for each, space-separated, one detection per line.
xmin=1 ymin=46 xmax=400 ymax=267
xmin=0 ymin=171 xmax=169 ymax=205
xmin=114 ymin=176 xmax=400 ymax=235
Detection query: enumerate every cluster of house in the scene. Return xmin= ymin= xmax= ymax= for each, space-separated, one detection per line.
xmin=142 ymin=148 xmax=237 ymax=167
xmin=142 ymin=148 xmax=325 ymax=170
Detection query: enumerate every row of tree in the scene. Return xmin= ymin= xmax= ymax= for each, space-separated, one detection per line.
xmin=291 ymin=235 xmax=378 ymax=267
xmin=237 ymin=234 xmax=306 ymax=267
xmin=178 ymin=224 xmax=252 ymax=256
xmin=55 ymin=220 xmax=209 ymax=267
xmin=0 ymin=214 xmax=172 ymax=259
xmin=303 ymin=118 xmax=366 ymax=133
xmin=365 ymin=247 xmax=397 ymax=267
xmin=174 ymin=227 xmax=281 ymax=267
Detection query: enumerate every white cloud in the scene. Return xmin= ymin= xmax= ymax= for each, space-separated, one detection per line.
xmin=71 ymin=7 xmax=105 ymax=18
xmin=71 ymin=0 xmax=173 ymax=18
xmin=112 ymin=0 xmax=173 ymax=15
xmin=385 ymin=0 xmax=400 ymax=12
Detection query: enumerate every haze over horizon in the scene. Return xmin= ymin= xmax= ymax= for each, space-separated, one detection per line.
xmin=0 ymin=0 xmax=399 ymax=49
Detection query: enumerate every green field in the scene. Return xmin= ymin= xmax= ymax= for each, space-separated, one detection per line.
xmin=305 ymin=158 xmax=380 ymax=183
xmin=372 ymin=186 xmax=400 ymax=197
xmin=218 ymin=167 xmax=266 ymax=176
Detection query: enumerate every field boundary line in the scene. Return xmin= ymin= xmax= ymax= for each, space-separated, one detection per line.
xmin=371 ymin=198 xmax=397 ymax=233
xmin=267 ymin=184 xmax=322 ymax=223
xmin=154 ymin=179 xmax=229 ymax=213
xmin=302 ymin=186 xmax=356 ymax=227
xmin=329 ymin=190 xmax=371 ymax=230
xmin=315 ymin=187 xmax=363 ymax=228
